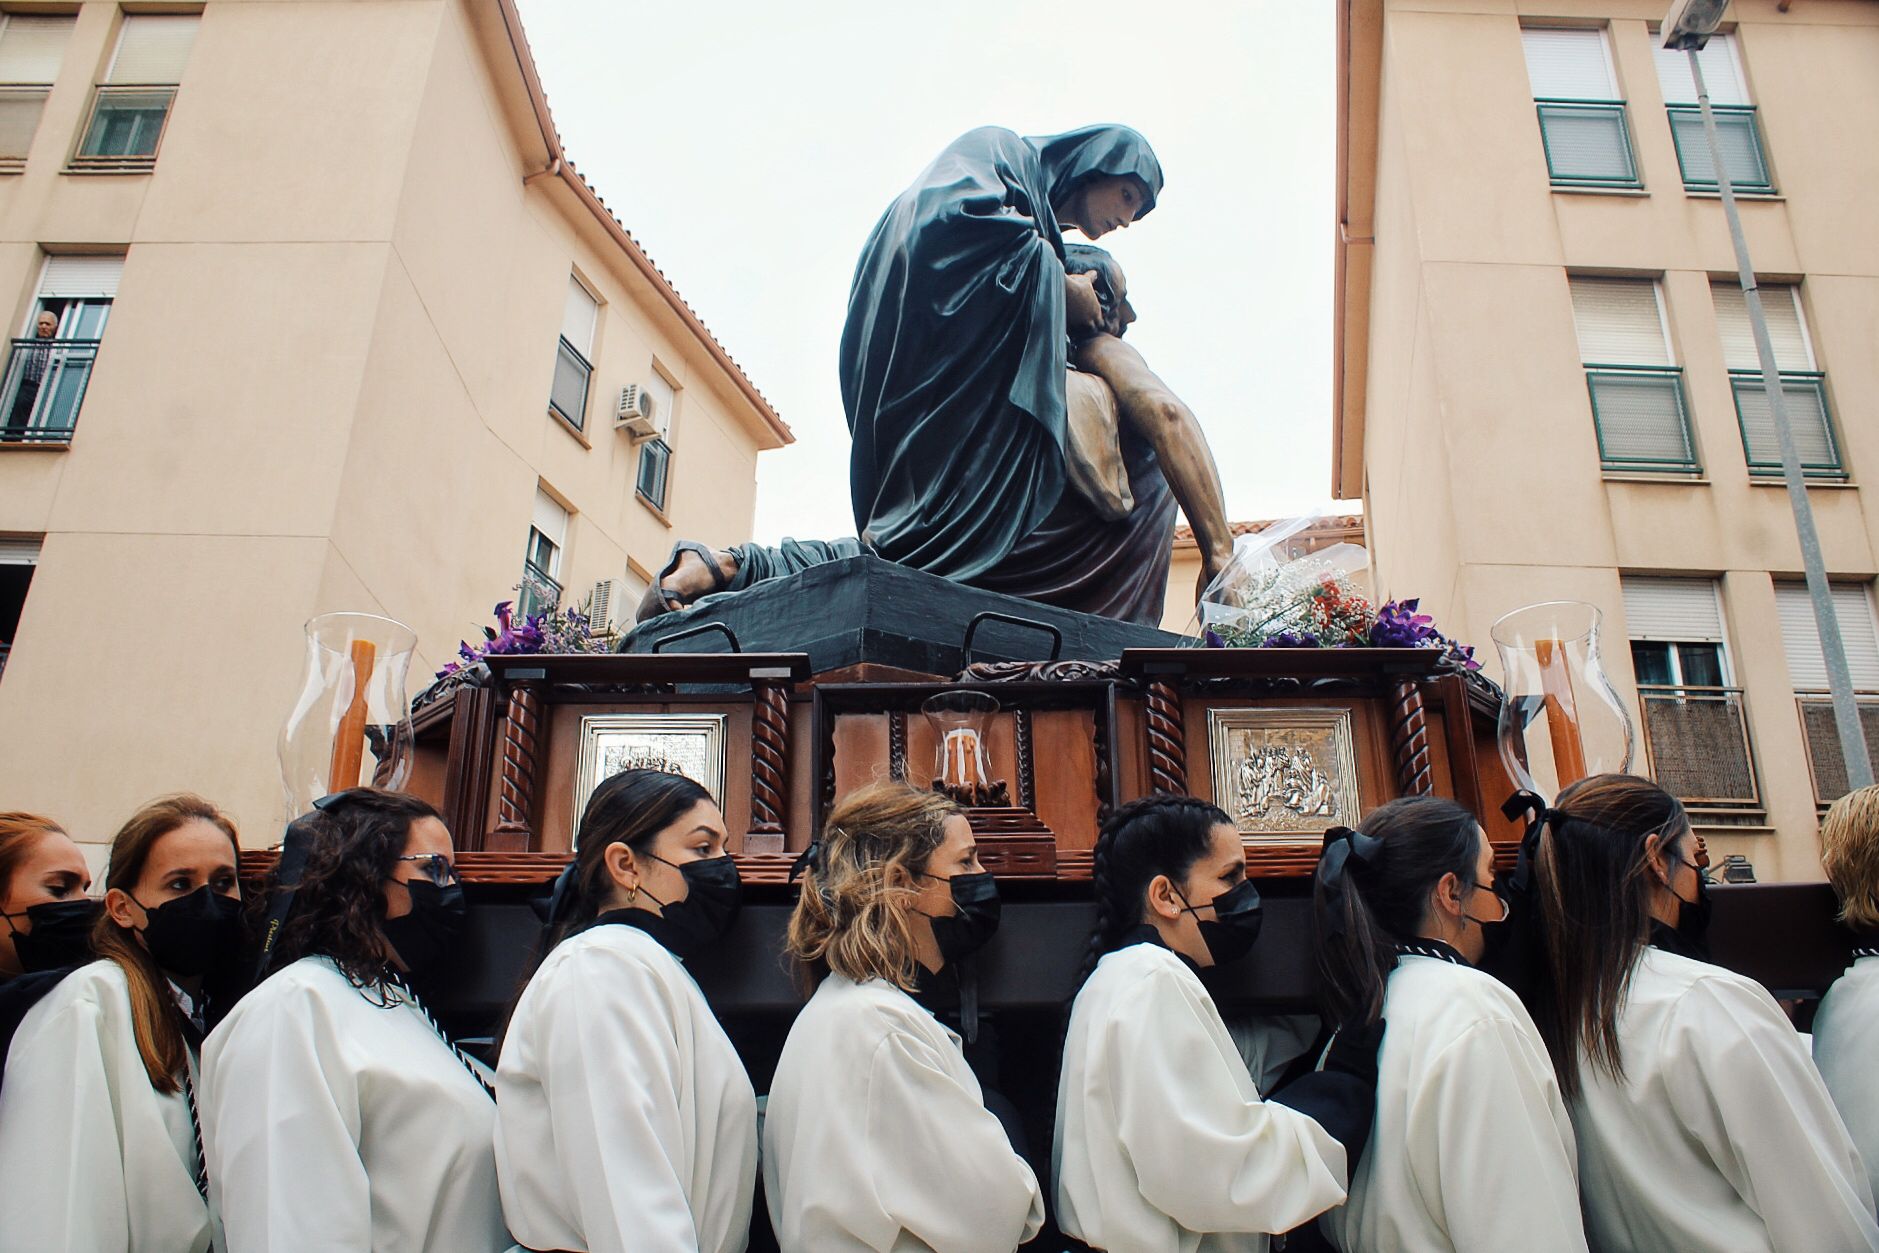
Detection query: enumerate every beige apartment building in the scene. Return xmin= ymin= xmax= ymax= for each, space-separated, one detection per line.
xmin=1337 ymin=0 xmax=1879 ymax=878
xmin=0 ymin=0 xmax=790 ymax=845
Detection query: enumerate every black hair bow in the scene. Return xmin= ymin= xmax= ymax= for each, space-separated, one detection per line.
xmin=1316 ymin=824 xmax=1384 ymax=936
xmin=542 ymin=859 xmax=581 ymax=927
xmin=1500 ymin=791 xmax=1570 ymax=894
xmin=788 ymin=839 xmax=821 ymax=885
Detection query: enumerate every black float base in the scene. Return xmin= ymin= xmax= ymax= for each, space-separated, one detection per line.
xmin=618 ymin=554 xmax=1183 ymax=674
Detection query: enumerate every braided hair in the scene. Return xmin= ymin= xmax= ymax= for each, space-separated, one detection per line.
xmin=1074 ymin=795 xmax=1232 ymax=991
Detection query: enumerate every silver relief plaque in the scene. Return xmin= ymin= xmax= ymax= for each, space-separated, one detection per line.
xmin=573 ymin=713 xmax=727 ymax=845
xmin=1207 ymin=707 xmax=1360 ymax=842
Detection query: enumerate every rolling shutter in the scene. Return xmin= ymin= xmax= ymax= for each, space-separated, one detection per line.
xmin=1623 ymin=577 xmax=1723 ymax=643
xmin=38 ymin=255 xmax=123 ymax=299
xmin=106 ymin=15 xmax=199 ymax=85
xmin=0 ymin=15 xmax=75 ymax=83
xmin=1712 ymin=282 xmax=1811 ymax=371
xmin=1571 ymin=277 xmax=1671 ymax=365
xmin=1523 ymin=28 xmax=1618 ymax=99
xmin=1652 ymin=33 xmax=1748 ymax=106
xmin=1777 ymin=582 xmax=1879 ymax=690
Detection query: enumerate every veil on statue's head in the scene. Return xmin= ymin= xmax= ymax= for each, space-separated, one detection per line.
xmin=1027 ymin=124 xmax=1164 ymax=219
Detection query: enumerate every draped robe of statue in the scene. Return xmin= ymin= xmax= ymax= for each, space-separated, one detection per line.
xmin=829 ymin=124 xmax=1175 ymax=625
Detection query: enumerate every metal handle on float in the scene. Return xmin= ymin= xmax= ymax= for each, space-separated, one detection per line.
xmin=961 ymin=611 xmax=1062 ymax=667
xmin=649 ymin=622 xmax=742 ymax=654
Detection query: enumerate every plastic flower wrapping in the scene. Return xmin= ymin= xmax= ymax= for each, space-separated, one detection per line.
xmin=1186 ymin=512 xmax=1480 ymax=671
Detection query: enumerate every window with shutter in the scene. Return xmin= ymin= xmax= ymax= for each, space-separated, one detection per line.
xmin=519 ymin=490 xmax=569 ymax=618
xmin=637 ymin=438 xmax=672 ymax=513
xmin=71 ymin=15 xmax=198 ymax=171
xmin=644 ymin=368 xmax=677 ymax=441
xmin=1 ymin=255 xmax=120 ymax=444
xmin=1778 ymin=582 xmax=1879 ymax=802
xmin=0 ymin=536 xmax=38 ymax=682
xmin=1712 ymin=282 xmax=1839 ymax=478
xmin=1522 ymin=28 xmax=1639 ymax=189
xmin=1652 ymin=33 xmax=1772 ymax=193
xmin=1777 ymin=583 xmax=1879 ymax=692
xmin=1624 ymin=576 xmax=1758 ymax=807
xmin=1570 ymin=277 xmax=1695 ymax=473
xmin=550 ymin=277 xmax=599 ymax=431
xmin=0 ymin=15 xmax=74 ymax=168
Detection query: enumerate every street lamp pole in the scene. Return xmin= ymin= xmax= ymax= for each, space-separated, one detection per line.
xmin=1665 ymin=9 xmax=1873 ymax=791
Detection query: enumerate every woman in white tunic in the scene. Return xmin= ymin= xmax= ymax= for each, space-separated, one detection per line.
xmin=1312 ymin=796 xmax=1586 ymax=1252
xmin=496 ymin=768 xmax=756 ymax=1253
xmin=201 ymin=787 xmax=513 ymax=1253
xmin=0 ymin=794 xmax=245 ymax=1253
xmin=1055 ymin=795 xmax=1359 ymax=1253
xmin=765 ymin=780 xmax=1043 ymax=1252
xmin=1532 ymin=773 xmax=1878 ymax=1252
xmin=1814 ymin=784 xmax=1879 ymax=1201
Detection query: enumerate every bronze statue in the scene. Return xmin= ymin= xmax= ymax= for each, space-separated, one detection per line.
xmin=638 ymin=125 xmax=1233 ymax=628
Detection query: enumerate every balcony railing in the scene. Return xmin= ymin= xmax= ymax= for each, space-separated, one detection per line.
xmin=1534 ymin=99 xmax=1641 ymax=189
xmin=1639 ymin=685 xmax=1761 ymax=808
xmin=0 ymin=338 xmax=100 ymax=445
xmin=1730 ymin=371 xmax=1843 ymax=480
xmin=517 ymin=560 xmax=562 ymax=620
xmin=1797 ymin=692 xmax=1879 ymax=806
xmin=1666 ymin=104 xmax=1774 ymax=194
xmin=70 ymin=84 xmax=177 ymax=171
xmin=1584 ymin=364 xmax=1699 ymax=474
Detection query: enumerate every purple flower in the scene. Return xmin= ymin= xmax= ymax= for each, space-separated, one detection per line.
xmin=1262 ymin=631 xmax=1321 ymax=649
xmin=1203 ymin=629 xmax=1228 ymax=649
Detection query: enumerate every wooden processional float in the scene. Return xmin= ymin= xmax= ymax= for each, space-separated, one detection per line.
xmin=265 ymin=561 xmax=1851 ymax=1027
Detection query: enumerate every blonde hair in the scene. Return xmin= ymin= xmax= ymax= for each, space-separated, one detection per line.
xmin=1821 ymin=786 xmax=1879 ymax=930
xmin=0 ymin=812 xmax=70 ymax=899
xmin=93 ymin=795 xmax=239 ymax=1093
xmin=786 ymin=781 xmax=962 ymax=992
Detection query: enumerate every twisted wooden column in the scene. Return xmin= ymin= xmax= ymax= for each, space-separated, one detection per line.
xmin=1093 ymin=708 xmax=1115 ymax=824
xmin=747 ymin=679 xmax=790 ymax=855
xmin=1144 ymin=679 xmax=1189 ymax=795
xmin=1014 ymin=709 xmax=1036 ymax=809
xmin=887 ymin=711 xmax=908 ymax=781
xmin=1390 ymin=678 xmax=1434 ymax=796
xmin=491 ymin=681 xmax=542 ymax=851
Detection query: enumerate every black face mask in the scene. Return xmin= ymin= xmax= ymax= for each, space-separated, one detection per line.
xmin=1178 ymin=878 xmax=1264 ymax=967
xmin=1464 ymin=883 xmax=1514 ymax=967
xmin=133 ymin=886 xmax=242 ymax=979
xmin=919 ymin=870 xmax=1002 ymax=964
xmin=380 ymin=879 xmax=467 ymax=976
xmin=638 ymin=854 xmax=742 ymax=960
xmin=5 ymin=898 xmax=100 ymax=972
xmin=1671 ymin=869 xmax=1714 ymax=951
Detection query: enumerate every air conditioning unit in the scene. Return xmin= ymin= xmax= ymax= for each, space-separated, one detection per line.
xmin=615 ymin=384 xmax=660 ymax=439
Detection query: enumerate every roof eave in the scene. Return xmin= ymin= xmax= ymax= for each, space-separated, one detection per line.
xmin=485 ymin=0 xmax=793 ymax=449
xmin=1334 ymin=0 xmax=1384 ymax=500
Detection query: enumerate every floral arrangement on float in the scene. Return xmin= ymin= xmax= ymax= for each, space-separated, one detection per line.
xmin=1186 ymin=511 xmax=1481 ymax=673
xmin=415 ymin=595 xmax=614 ymax=708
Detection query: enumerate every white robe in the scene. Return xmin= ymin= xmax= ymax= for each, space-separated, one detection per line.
xmin=1814 ymin=952 xmax=1879 ymax=1204
xmin=495 ymin=921 xmax=758 ymax=1253
xmin=200 ymin=955 xmax=514 ymax=1253
xmin=1054 ymin=942 xmax=1348 ymax=1253
xmin=1573 ymin=945 xmax=1879 ymax=1252
xmin=762 ymin=971 xmax=1044 ymax=1252
xmin=0 ymin=960 xmax=213 ymax=1253
xmin=1325 ymin=954 xmax=1587 ymax=1253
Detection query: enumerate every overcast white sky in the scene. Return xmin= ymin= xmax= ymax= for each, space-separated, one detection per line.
xmin=514 ymin=1 xmax=1344 ymax=543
